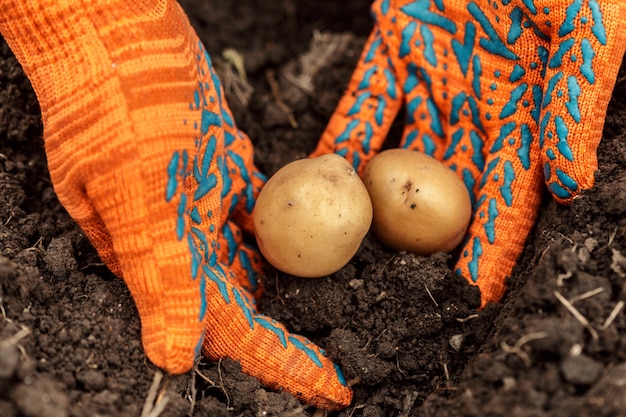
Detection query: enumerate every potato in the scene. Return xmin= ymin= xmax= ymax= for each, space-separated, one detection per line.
xmin=362 ymin=149 xmax=471 ymax=255
xmin=254 ymin=154 xmax=373 ymax=277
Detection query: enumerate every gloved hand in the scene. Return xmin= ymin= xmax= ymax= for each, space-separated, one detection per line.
xmin=313 ymin=0 xmax=626 ymax=306
xmin=0 ymin=0 xmax=351 ymax=410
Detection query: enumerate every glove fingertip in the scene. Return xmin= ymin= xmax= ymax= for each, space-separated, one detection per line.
xmin=138 ymin=306 xmax=206 ymax=374
xmin=201 ymin=276 xmax=353 ymax=409
xmin=541 ymin=154 xmax=596 ymax=205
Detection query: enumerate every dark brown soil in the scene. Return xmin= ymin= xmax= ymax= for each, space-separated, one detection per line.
xmin=2 ymin=1 xmax=626 ymax=416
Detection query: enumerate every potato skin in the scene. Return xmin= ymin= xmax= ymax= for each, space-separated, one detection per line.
xmin=362 ymin=149 xmax=471 ymax=255
xmin=254 ymin=154 xmax=373 ymax=277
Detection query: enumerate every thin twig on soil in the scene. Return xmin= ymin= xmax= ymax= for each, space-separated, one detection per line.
xmin=360 ymin=335 xmax=373 ymax=351
xmin=500 ymin=331 xmax=549 ymax=367
xmin=611 ymin=249 xmax=626 ymax=278
xmin=24 ymin=236 xmax=43 ymax=253
xmin=0 ymin=308 xmax=32 ymax=351
xmin=557 ymin=270 xmax=573 ymax=286
xmin=455 ymin=314 xmax=479 ymax=323
xmin=194 ymin=366 xmax=217 ymax=385
xmin=193 ymin=360 xmax=232 ymax=410
xmin=608 ymin=227 xmax=617 ymax=247
xmin=377 ymin=254 xmax=396 ymax=277
xmin=283 ymin=30 xmax=352 ymax=95
xmin=424 ymin=284 xmax=439 ymax=307
xmin=265 ymin=69 xmax=298 ymax=128
xmin=434 ymin=353 xmax=457 ymax=391
xmin=140 ymin=371 xmax=169 ymax=417
xmin=399 ymin=390 xmax=418 ymax=417
xmin=271 ymin=270 xmax=286 ymax=305
xmin=217 ymin=359 xmax=231 ymax=410
xmin=442 ymin=361 xmax=452 ymax=390
xmin=187 ymin=360 xmax=198 ymax=417
xmin=602 ymin=300 xmax=625 ymax=329
xmin=556 ymin=232 xmax=575 ymax=245
xmin=396 ymin=350 xmax=407 ymax=377
xmin=347 ymin=403 xmax=366 ymax=417
xmin=15 ymin=343 xmax=27 ymax=360
xmin=554 ymin=290 xmax=599 ymax=341
xmin=0 ymin=325 xmax=31 ymax=351
xmin=569 ymin=287 xmax=604 ymax=303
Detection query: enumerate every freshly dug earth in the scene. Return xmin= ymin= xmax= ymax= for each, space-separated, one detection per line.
xmin=2 ymin=1 xmax=626 ymax=416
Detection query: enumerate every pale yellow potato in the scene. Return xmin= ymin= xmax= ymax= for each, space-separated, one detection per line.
xmin=254 ymin=154 xmax=373 ymax=277
xmin=362 ymin=149 xmax=471 ymax=255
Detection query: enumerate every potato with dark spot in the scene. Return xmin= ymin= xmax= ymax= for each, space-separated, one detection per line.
xmin=363 ymin=149 xmax=471 ymax=255
xmin=254 ymin=154 xmax=373 ymax=277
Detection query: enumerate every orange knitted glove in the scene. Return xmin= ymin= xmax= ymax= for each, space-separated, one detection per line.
xmin=313 ymin=0 xmax=626 ymax=306
xmin=0 ymin=0 xmax=351 ymax=409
